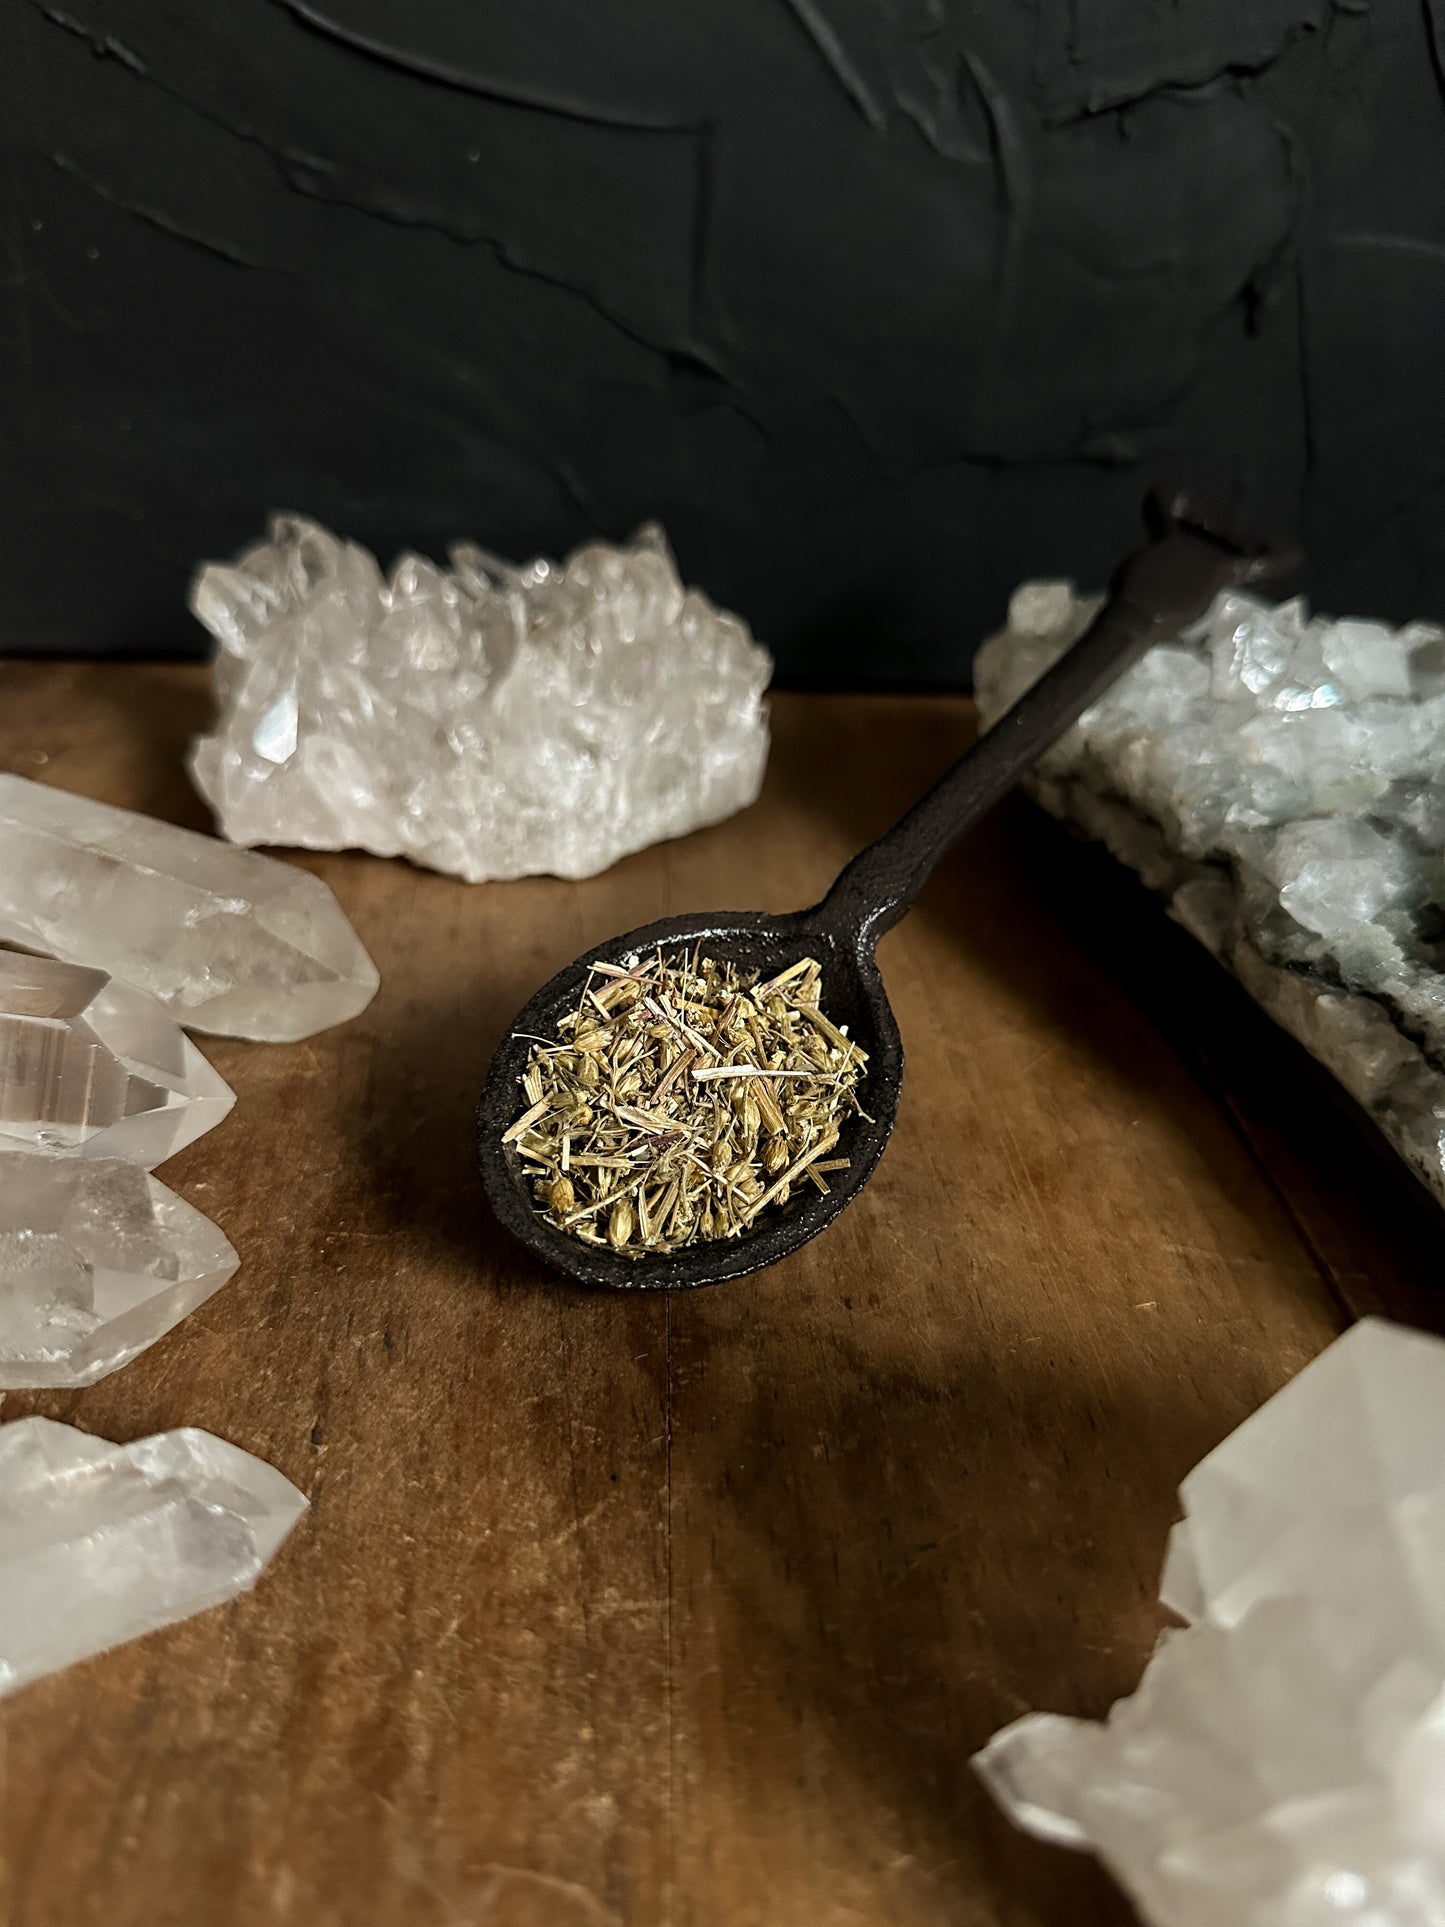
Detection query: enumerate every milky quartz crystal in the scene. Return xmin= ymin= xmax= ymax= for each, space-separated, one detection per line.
xmin=974 ymin=586 xmax=1445 ymax=1207
xmin=188 ymin=516 xmax=773 ymax=883
xmin=0 ymin=772 xmax=378 ymax=1042
xmin=0 ymin=949 xmax=233 ymax=1166
xmin=974 ymin=1320 xmax=1445 ymax=1927
xmin=0 ymin=1416 xmax=306 ymax=1697
xmin=0 ymin=1154 xmax=239 ymax=1388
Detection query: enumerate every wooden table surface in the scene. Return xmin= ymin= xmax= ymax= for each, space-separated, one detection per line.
xmin=1 ymin=662 xmax=1442 ymax=1927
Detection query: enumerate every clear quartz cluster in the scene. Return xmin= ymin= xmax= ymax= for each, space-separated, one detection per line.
xmin=975 ymin=1319 xmax=1445 ymax=1927
xmin=188 ymin=515 xmax=773 ymax=883
xmin=0 ymin=772 xmax=379 ymax=1042
xmin=0 ymin=1416 xmax=306 ymax=1697
xmin=0 ymin=1154 xmax=239 ymax=1389
xmin=974 ymin=585 xmax=1445 ymax=1206
xmin=0 ymin=770 xmax=342 ymax=1645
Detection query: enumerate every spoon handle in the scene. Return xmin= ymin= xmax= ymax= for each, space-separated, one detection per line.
xmin=815 ymin=511 xmax=1293 ymax=954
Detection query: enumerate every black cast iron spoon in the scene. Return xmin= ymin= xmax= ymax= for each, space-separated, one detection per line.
xmin=479 ymin=494 xmax=1294 ymax=1291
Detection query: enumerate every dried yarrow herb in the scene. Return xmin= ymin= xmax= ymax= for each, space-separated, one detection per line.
xmin=503 ymin=950 xmax=869 ymax=1255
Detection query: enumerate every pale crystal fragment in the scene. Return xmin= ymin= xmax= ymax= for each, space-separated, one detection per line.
xmin=0 ymin=1416 xmax=305 ymax=1697
xmin=1325 ymin=619 xmax=1414 ymax=700
xmin=1265 ymin=820 xmax=1412 ymax=936
xmin=0 ymin=950 xmax=233 ymax=1166
xmin=974 ymin=1321 xmax=1445 ymax=1927
xmin=974 ymin=586 xmax=1445 ymax=1209
xmin=0 ymin=773 xmax=378 ymax=1042
xmin=188 ymin=516 xmax=773 ymax=884
xmin=0 ymin=1154 xmax=238 ymax=1387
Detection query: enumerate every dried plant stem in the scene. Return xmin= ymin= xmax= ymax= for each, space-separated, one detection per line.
xmin=505 ymin=949 xmax=869 ymax=1257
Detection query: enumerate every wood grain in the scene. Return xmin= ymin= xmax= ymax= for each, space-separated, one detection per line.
xmin=0 ymin=663 xmax=1439 ymax=1927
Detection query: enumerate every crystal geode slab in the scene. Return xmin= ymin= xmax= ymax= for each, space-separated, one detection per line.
xmin=0 ymin=1416 xmax=306 ymax=1697
xmin=0 ymin=773 xmax=379 ymax=1042
xmin=0 ymin=1154 xmax=239 ymax=1388
xmin=0 ymin=950 xmax=233 ymax=1166
xmin=188 ymin=516 xmax=773 ymax=884
xmin=975 ymin=1319 xmax=1445 ymax=1926
xmin=975 ymin=586 xmax=1445 ymax=1207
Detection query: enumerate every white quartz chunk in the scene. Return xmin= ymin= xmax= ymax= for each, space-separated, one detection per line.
xmin=974 ymin=585 xmax=1445 ymax=1210
xmin=1264 ymin=819 xmax=1413 ymax=936
xmin=188 ymin=516 xmax=773 ymax=884
xmin=0 ymin=1154 xmax=238 ymax=1387
xmin=974 ymin=1320 xmax=1445 ymax=1927
xmin=1325 ymin=619 xmax=1414 ymax=700
xmin=0 ymin=1416 xmax=305 ymax=1697
xmin=0 ymin=950 xmax=233 ymax=1167
xmin=0 ymin=773 xmax=378 ymax=1042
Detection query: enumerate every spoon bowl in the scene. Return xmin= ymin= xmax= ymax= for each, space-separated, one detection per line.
xmin=479 ymin=492 xmax=1296 ymax=1289
xmin=476 ymin=902 xmax=902 ymax=1290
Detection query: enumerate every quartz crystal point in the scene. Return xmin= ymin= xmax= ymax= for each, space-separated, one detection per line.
xmin=974 ymin=1320 xmax=1445 ymax=1927
xmin=0 ymin=1154 xmax=238 ymax=1388
xmin=974 ymin=586 xmax=1445 ymax=1209
xmin=0 ymin=1416 xmax=305 ymax=1697
xmin=188 ymin=516 xmax=773 ymax=883
xmin=0 ymin=773 xmax=378 ymax=1042
xmin=0 ymin=949 xmax=233 ymax=1166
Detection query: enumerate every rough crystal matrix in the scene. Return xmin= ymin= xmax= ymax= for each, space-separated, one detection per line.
xmin=0 ymin=1416 xmax=306 ymax=1697
xmin=974 ymin=585 xmax=1445 ymax=1209
xmin=0 ymin=949 xmax=234 ymax=1166
xmin=0 ymin=773 xmax=379 ymax=1042
xmin=975 ymin=1319 xmax=1445 ymax=1926
xmin=189 ymin=516 xmax=773 ymax=883
xmin=0 ymin=1154 xmax=239 ymax=1388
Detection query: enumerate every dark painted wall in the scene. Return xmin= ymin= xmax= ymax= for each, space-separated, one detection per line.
xmin=3 ymin=1 xmax=1444 ymax=684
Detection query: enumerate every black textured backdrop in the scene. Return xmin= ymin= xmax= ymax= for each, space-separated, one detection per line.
xmin=4 ymin=1 xmax=1444 ymax=683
